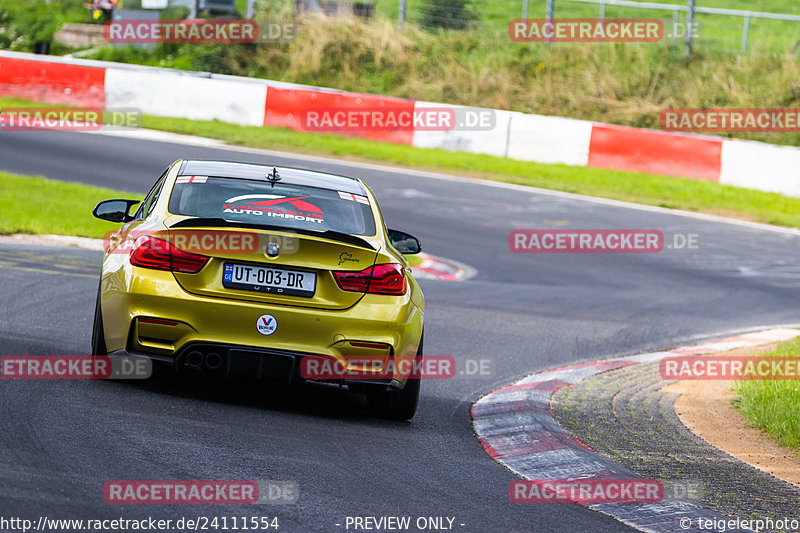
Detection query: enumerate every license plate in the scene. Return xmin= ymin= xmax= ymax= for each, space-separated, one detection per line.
xmin=222 ymin=263 xmax=316 ymax=297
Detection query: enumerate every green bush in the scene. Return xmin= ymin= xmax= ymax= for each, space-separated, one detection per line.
xmin=0 ymin=0 xmax=86 ymax=52
xmin=420 ymin=0 xmax=478 ymax=31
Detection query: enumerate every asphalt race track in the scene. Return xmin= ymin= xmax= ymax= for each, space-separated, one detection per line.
xmin=2 ymin=130 xmax=800 ymax=532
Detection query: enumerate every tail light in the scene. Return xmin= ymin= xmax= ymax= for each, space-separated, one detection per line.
xmin=130 ymin=236 xmax=209 ymax=274
xmin=334 ymin=264 xmax=406 ymax=296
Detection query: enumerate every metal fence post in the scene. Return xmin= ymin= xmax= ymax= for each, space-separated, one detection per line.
xmin=398 ymin=0 xmax=406 ymax=29
xmin=741 ymin=15 xmax=751 ymax=53
xmin=672 ymin=9 xmax=678 ymax=44
xmin=546 ymin=0 xmax=555 ymax=43
xmin=687 ymin=0 xmax=696 ymax=54
xmin=522 ymin=0 xmax=529 ymax=20
xmin=599 ymin=3 xmax=605 ymax=22
xmin=686 ymin=0 xmax=697 ymax=55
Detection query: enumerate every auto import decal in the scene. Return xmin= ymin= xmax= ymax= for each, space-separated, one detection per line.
xmin=223 ymin=194 xmax=324 ymax=223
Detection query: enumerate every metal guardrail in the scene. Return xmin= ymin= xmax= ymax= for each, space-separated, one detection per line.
xmin=565 ymin=0 xmax=800 ymax=22
xmin=394 ymin=0 xmax=800 ymax=54
xmin=535 ymin=0 xmax=800 ymax=53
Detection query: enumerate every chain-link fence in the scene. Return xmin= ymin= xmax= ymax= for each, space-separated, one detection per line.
xmin=370 ymin=0 xmax=800 ymax=54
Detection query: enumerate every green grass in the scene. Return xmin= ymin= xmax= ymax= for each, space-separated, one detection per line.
xmin=4 ymin=95 xmax=800 ymax=231
xmin=0 ymin=171 xmax=139 ymax=238
xmin=734 ymin=337 xmax=800 ymax=451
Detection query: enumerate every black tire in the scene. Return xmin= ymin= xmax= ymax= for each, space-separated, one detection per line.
xmin=367 ymin=333 xmax=422 ymax=421
xmin=91 ymin=283 xmax=107 ymax=356
xmin=91 ymin=283 xmax=161 ymax=381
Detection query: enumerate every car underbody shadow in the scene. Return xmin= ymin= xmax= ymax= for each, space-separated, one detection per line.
xmin=112 ymin=369 xmax=411 ymax=424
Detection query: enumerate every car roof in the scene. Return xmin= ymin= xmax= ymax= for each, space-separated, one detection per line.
xmin=178 ymin=160 xmax=366 ymax=195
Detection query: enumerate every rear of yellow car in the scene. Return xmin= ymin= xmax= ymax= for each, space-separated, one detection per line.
xmin=92 ymin=160 xmax=425 ymax=420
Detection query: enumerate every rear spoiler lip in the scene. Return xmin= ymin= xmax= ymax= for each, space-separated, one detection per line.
xmin=168 ymin=217 xmax=377 ymax=250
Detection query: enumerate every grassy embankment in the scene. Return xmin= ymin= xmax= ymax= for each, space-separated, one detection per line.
xmin=734 ymin=337 xmax=800 ymax=451
xmin=0 ymin=171 xmax=138 ymax=237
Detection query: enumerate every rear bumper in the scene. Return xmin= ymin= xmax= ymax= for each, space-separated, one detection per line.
xmin=101 ymin=268 xmax=423 ymax=385
xmin=109 ymin=343 xmax=405 ymax=391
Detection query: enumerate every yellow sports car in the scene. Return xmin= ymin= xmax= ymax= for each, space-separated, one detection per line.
xmin=91 ymin=160 xmax=425 ymax=420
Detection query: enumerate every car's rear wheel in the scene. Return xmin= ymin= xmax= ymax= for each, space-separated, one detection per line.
xmin=91 ymin=284 xmax=107 ymax=356
xmin=92 ymin=284 xmax=163 ymax=380
xmin=367 ymin=333 xmax=422 ymax=421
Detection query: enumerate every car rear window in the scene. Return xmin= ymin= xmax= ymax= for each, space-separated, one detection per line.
xmin=168 ymin=176 xmax=376 ymax=236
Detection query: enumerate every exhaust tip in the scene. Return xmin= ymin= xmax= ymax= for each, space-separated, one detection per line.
xmin=205 ymin=352 xmax=223 ymax=370
xmin=186 ymin=350 xmax=203 ymax=368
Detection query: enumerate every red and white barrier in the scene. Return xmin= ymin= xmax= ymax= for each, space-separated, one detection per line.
xmin=588 ymin=123 xmax=722 ymax=181
xmin=411 ymin=102 xmax=512 ymax=158
xmin=264 ymin=86 xmax=415 ymax=145
xmin=2 ymin=50 xmax=799 ymax=198
xmin=105 ymin=68 xmax=268 ymax=126
xmin=720 ymin=138 xmax=800 ymax=197
xmin=0 ymin=54 xmax=105 ymax=107
xmin=505 ymin=112 xmax=592 ymax=166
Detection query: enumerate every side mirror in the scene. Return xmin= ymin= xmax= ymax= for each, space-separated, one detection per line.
xmin=92 ymin=199 xmax=140 ymax=223
xmin=388 ymin=229 xmax=422 ymax=255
